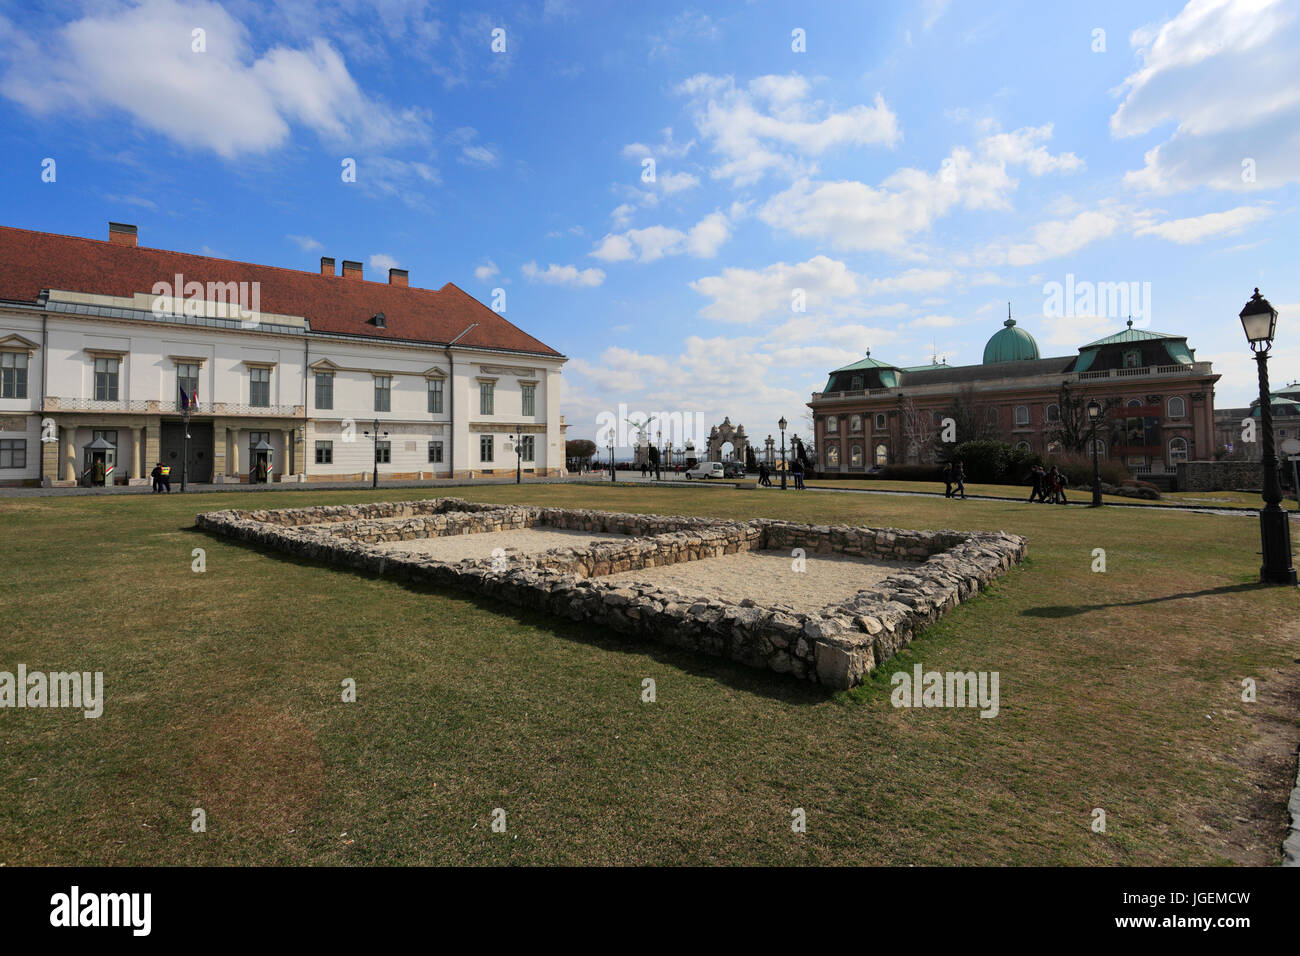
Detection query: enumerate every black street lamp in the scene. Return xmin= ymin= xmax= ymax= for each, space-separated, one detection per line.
xmin=1240 ymin=288 xmax=1296 ymax=584
xmin=656 ymin=429 xmax=662 ymax=482
xmin=1087 ymin=399 xmax=1103 ymax=507
xmin=778 ymin=416 xmax=788 ymax=490
xmin=608 ymin=442 xmax=616 ymax=483
xmin=363 ymin=419 xmax=388 ymax=489
xmin=507 ymin=432 xmax=522 ymax=484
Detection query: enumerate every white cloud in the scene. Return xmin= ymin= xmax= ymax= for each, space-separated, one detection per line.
xmin=286 ymin=234 xmax=323 ymax=252
xmin=590 ymin=212 xmax=731 ymax=263
xmin=474 ymin=260 xmax=500 ymax=282
xmin=0 ymin=0 xmax=432 ymax=158
xmin=448 ymin=126 xmax=500 ymax=167
xmin=369 ymin=253 xmax=399 ymax=272
xmin=1133 ymin=205 xmax=1273 ymax=244
xmin=676 ymin=73 xmax=900 ymax=185
xmin=967 ymin=210 xmax=1121 ymax=267
xmin=522 ymin=261 xmax=605 ymax=287
xmin=758 ymin=125 xmax=1080 ymax=252
xmin=1112 ymin=0 xmax=1300 ymax=192
xmin=657 ymin=170 xmax=700 ymax=194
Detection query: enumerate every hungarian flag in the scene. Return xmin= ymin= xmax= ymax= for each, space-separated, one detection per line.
xmin=179 ymin=385 xmax=196 ymax=410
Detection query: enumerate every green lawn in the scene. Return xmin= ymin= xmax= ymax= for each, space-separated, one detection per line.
xmin=806 ymin=476 xmax=1282 ymax=510
xmin=1 ymin=484 xmax=1297 ymax=865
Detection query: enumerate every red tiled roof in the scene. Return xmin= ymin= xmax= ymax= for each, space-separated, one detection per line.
xmin=0 ymin=225 xmax=563 ymax=358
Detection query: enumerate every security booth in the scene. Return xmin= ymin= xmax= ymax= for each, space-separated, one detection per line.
xmin=250 ymin=439 xmax=274 ymax=484
xmin=81 ymin=436 xmax=116 ymax=487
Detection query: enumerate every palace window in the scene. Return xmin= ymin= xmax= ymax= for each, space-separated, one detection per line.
xmin=92 ymin=430 xmax=118 ymax=447
xmin=480 ymin=382 xmax=495 ymax=415
xmin=94 ymin=357 xmax=120 ymax=401
xmin=480 ymin=434 xmax=494 ymax=461
xmin=1090 ymin=439 xmax=1106 ymax=459
xmin=1167 ymin=396 xmax=1186 ymax=419
xmin=519 ymin=435 xmax=535 ymax=461
xmin=874 ymin=444 xmax=888 ymax=467
xmin=428 ymin=440 xmax=444 ymax=464
xmin=315 ymin=372 xmax=334 ymax=410
xmin=850 ymin=415 xmax=862 ymax=433
xmin=1123 ymin=349 xmax=1141 ymax=369
xmin=850 ymin=375 xmax=863 ymax=390
xmin=986 ymin=406 xmax=999 ymax=424
xmin=375 ymin=441 xmax=391 ymax=464
xmin=521 ymin=384 xmax=536 ymax=417
xmin=825 ymin=415 xmax=837 ymax=431
xmin=428 ymin=379 xmax=444 ymax=414
xmin=249 ymin=366 xmax=270 ymax=407
xmin=1168 ymin=437 xmax=1188 ymax=463
xmin=875 ymin=413 xmax=886 ymax=430
xmin=1014 ymin=405 xmax=1030 ymax=426
xmin=1015 ymin=441 xmax=1030 ymax=452
xmin=1 ymin=352 xmax=29 ymax=399
xmin=0 ymin=439 xmax=26 ymax=469
xmin=850 ymin=444 xmax=863 ymax=466
xmin=374 ymin=375 xmax=391 ymax=412
xmin=315 ymin=441 xmax=333 ymax=464
xmin=177 ymin=363 xmax=199 ymax=407
xmin=826 ymin=443 xmax=840 ymax=466
xmin=1127 ymin=399 xmax=1142 ymax=407
xmin=1045 ymin=403 xmax=1059 ymax=423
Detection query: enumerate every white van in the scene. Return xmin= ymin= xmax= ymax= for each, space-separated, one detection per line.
xmin=685 ymin=461 xmax=724 ymax=480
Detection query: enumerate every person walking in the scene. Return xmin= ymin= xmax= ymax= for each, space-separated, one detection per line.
xmin=942 ymin=462 xmax=953 ymax=498
xmin=792 ymin=459 xmax=805 ymax=490
xmin=150 ymin=462 xmax=163 ymax=493
xmin=1027 ymin=465 xmax=1044 ymax=503
xmin=1053 ymin=466 xmax=1069 ymax=504
xmin=953 ymin=460 xmax=967 ymax=500
xmin=160 ymin=462 xmax=172 ymax=493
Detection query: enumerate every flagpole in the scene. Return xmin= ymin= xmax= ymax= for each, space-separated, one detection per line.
xmin=181 ymin=387 xmax=190 ymax=493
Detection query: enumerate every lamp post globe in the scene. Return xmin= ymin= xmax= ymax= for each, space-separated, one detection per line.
xmin=1238 ymin=288 xmax=1295 ymax=584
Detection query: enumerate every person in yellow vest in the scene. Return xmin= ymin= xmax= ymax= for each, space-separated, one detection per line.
xmin=160 ymin=461 xmax=172 ymax=493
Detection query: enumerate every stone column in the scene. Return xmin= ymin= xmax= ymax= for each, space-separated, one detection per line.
xmin=229 ymin=427 xmax=241 ymax=480
xmin=131 ymin=426 xmax=144 ymax=479
xmin=145 ymin=425 xmax=160 ymax=476
xmin=211 ymin=421 xmax=226 ymax=478
xmin=62 ymin=425 xmax=76 ymax=481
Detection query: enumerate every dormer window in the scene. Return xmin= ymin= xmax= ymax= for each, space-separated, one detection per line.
xmin=1122 ymin=348 xmax=1140 ymax=369
xmin=371 ymin=312 xmax=387 ymax=328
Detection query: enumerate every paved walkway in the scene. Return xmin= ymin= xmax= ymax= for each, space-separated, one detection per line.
xmin=0 ymin=476 xmax=572 ymax=498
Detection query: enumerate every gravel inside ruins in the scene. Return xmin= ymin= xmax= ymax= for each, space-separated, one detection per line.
xmin=376 ymin=527 xmax=627 ymax=562
xmin=602 ymin=550 xmax=907 ymax=614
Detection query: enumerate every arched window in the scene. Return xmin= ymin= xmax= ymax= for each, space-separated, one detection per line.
xmin=874 ymin=413 xmax=886 ymax=430
xmin=1014 ymin=405 xmax=1029 ymax=426
xmin=826 ymin=443 xmax=840 ymax=466
xmin=1168 ymin=437 xmax=1188 ymax=462
xmin=1127 ymin=399 xmax=1142 ymax=407
xmin=850 ymin=444 xmax=863 ymax=466
xmin=1090 ymin=439 xmax=1106 ymax=459
xmin=1015 ymin=441 xmax=1030 ymax=452
xmin=850 ymin=414 xmax=862 ymax=432
xmin=1045 ymin=403 xmax=1059 ymax=423
xmin=986 ymin=406 xmax=999 ymax=423
xmin=874 ymin=444 xmax=888 ymax=467
xmin=825 ymin=415 xmax=837 ymax=431
xmin=1167 ymin=396 xmax=1186 ymax=418
xmin=1047 ymin=440 xmax=1063 ymax=456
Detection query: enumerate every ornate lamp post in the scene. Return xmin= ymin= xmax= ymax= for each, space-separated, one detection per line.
xmin=656 ymin=428 xmax=663 ymax=482
xmin=608 ymin=441 xmax=616 ymax=484
xmin=362 ymin=419 xmax=388 ymax=489
xmin=778 ymin=416 xmax=788 ymax=490
xmin=507 ymin=432 xmax=522 ymax=484
xmin=1087 ymin=399 xmax=1103 ymax=507
xmin=1240 ymin=288 xmax=1296 ymax=584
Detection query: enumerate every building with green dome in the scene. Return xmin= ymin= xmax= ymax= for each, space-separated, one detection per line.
xmin=811 ymin=312 xmax=1219 ymax=485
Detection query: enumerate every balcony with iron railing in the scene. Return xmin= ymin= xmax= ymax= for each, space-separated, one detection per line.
xmin=43 ymin=397 xmax=303 ymax=416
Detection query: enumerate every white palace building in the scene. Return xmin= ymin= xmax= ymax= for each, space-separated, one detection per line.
xmin=0 ymin=223 xmax=567 ymax=486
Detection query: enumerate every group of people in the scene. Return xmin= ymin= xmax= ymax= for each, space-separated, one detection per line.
xmin=1027 ymin=464 xmax=1069 ymax=504
xmin=149 ymin=461 xmax=172 ymax=493
xmin=942 ymin=461 xmax=966 ymax=499
xmin=757 ymin=461 xmax=804 ymax=488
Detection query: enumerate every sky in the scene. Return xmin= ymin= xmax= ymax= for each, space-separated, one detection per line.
xmin=1 ymin=0 xmax=1298 ymax=449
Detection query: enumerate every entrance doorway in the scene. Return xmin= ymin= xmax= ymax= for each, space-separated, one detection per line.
xmin=160 ymin=421 xmax=214 ymax=483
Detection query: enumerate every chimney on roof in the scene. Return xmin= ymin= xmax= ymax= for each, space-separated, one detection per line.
xmin=320 ymin=257 xmax=335 ymax=277
xmin=342 ymin=260 xmax=363 ymax=280
xmin=389 ymin=267 xmax=408 ymax=287
xmin=108 ymin=222 xmax=137 ymax=247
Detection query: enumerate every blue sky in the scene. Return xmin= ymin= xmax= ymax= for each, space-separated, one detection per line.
xmin=2 ymin=0 xmax=1297 ymax=447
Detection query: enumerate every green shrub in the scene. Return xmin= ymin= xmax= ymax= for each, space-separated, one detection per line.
xmin=949 ymin=440 xmax=1009 ymax=483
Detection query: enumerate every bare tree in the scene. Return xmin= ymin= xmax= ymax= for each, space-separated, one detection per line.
xmin=1048 ymin=383 xmax=1120 ymax=453
xmin=900 ymin=396 xmax=936 ymax=464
